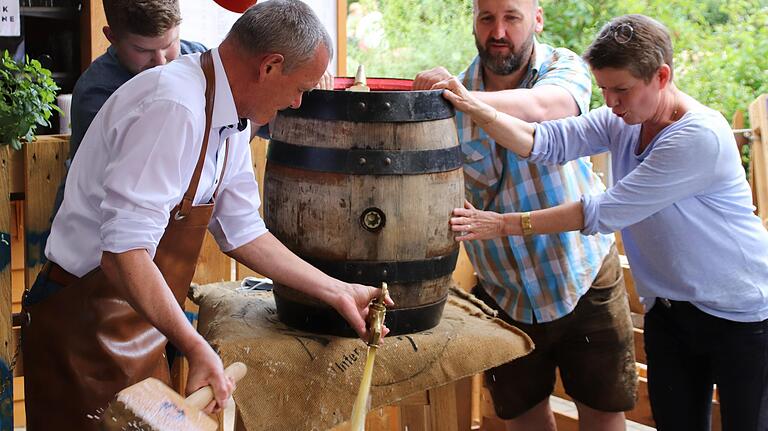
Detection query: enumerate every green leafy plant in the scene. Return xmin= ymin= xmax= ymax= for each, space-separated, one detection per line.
xmin=0 ymin=50 xmax=62 ymax=150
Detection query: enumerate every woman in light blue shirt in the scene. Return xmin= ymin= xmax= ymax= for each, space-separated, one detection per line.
xmin=435 ymin=14 xmax=768 ymax=431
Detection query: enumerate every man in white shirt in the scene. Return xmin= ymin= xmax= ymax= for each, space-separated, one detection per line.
xmin=21 ymin=2 xmax=389 ymax=429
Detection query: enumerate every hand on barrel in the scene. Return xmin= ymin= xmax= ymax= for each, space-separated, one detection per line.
xmin=412 ymin=66 xmax=452 ymax=90
xmin=316 ymin=69 xmax=335 ymax=90
xmin=431 ymin=77 xmax=497 ymax=126
xmin=451 ymin=200 xmax=507 ymax=241
xmin=333 ymin=282 xmax=394 ymax=343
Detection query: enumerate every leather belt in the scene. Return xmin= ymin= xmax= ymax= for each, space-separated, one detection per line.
xmin=42 ymin=261 xmax=80 ymax=287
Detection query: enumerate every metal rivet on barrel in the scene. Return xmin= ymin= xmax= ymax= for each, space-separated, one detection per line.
xmin=359 ymin=157 xmax=367 ymax=165
xmin=384 ymin=157 xmax=392 ymax=166
xmin=382 ymin=269 xmax=388 ymax=278
xmin=383 ymin=102 xmax=392 ymax=111
xmin=357 ymin=102 xmax=367 ymax=112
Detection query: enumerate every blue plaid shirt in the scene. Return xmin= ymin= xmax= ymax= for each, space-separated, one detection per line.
xmin=458 ymin=40 xmax=614 ymax=323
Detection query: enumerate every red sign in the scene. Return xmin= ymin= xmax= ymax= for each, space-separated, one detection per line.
xmin=213 ymin=0 xmax=257 ymax=13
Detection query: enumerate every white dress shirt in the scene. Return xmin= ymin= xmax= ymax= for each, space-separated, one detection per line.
xmin=47 ymin=48 xmax=268 ymax=277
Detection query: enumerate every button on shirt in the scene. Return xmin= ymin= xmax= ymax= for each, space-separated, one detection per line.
xmin=457 ymin=40 xmax=614 ymax=323
xmin=46 ymin=48 xmax=267 ymax=277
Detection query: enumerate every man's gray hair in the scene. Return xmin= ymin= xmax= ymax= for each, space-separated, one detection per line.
xmin=226 ymin=0 xmax=333 ymax=72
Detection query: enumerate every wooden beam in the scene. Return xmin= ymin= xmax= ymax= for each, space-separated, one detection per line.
xmin=80 ymin=0 xmax=109 ymax=71
xmin=336 ymin=0 xmax=348 ymax=76
xmin=428 ymin=383 xmax=459 ymax=431
xmin=748 ymin=94 xmax=768 ymax=226
xmin=236 ymin=137 xmax=268 ymax=280
xmin=622 ymin=255 xmax=643 ymax=314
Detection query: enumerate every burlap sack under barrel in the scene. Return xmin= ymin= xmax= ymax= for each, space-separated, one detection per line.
xmin=264 ymin=77 xmax=464 ymax=335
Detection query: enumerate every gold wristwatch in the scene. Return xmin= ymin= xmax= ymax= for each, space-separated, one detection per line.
xmin=521 ymin=211 xmax=534 ymax=236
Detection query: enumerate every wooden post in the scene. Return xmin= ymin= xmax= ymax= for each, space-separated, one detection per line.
xmin=80 ymin=0 xmax=109 ymax=72
xmin=427 ymin=384 xmax=459 ymax=431
xmin=0 ymin=146 xmax=13 ymax=429
xmin=748 ymin=94 xmax=768 ymax=226
xmin=470 ymin=374 xmax=483 ymax=429
xmin=336 ymin=0 xmax=348 ymax=77
xmin=236 ymin=137 xmax=269 ymax=280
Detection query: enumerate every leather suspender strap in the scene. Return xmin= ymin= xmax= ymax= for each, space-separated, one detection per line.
xmin=212 ymin=139 xmax=230 ymax=200
xmin=177 ymin=50 xmax=216 ymax=219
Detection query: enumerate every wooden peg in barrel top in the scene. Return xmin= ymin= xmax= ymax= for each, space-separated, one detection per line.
xmin=100 ymin=362 xmax=247 ymax=431
xmin=347 ymin=64 xmax=370 ymax=92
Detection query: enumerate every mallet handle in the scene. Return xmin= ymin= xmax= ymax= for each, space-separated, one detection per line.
xmin=185 ymin=362 xmax=248 ymax=409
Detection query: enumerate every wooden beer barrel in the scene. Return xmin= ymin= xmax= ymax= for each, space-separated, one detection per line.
xmin=264 ymin=79 xmax=463 ymax=336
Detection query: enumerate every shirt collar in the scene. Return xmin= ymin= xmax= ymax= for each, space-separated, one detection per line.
xmin=529 ymin=37 xmax=545 ymax=78
xmin=208 ymin=48 xmax=243 ymax=130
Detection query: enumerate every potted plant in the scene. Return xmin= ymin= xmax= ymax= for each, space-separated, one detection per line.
xmin=0 ymin=50 xmax=62 ymax=150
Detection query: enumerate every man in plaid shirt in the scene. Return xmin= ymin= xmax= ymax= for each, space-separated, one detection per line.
xmin=414 ymin=0 xmax=636 ymax=429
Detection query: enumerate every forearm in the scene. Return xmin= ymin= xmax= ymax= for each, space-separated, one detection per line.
xmin=100 ymin=249 xmax=206 ymax=354
xmin=226 ymin=233 xmax=342 ymax=305
xmin=470 ymin=102 xmax=537 ymax=158
xmin=472 ymin=86 xmax=579 ymax=123
xmin=437 ymin=79 xmax=537 ymax=157
xmin=467 ymin=86 xmax=581 ymax=157
xmin=453 ymin=200 xmax=584 ymax=240
xmin=502 ymin=201 xmax=585 ymax=235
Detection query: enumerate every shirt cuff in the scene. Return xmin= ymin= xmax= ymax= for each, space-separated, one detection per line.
xmin=580 ymin=194 xmax=601 ymax=236
xmin=210 ymin=214 xmax=269 ymax=252
xmin=528 ymin=123 xmax=549 ymax=163
xmin=100 ymin=218 xmax=165 ymax=257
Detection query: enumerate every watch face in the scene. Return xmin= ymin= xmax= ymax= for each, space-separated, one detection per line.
xmin=213 ymin=0 xmax=257 ymax=13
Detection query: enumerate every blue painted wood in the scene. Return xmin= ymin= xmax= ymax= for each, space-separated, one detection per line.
xmin=0 ymin=360 xmax=11 ymax=431
xmin=1 ymin=145 xmax=14 ymax=428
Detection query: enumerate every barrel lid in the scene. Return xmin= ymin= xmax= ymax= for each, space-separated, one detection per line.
xmin=278 ymin=77 xmax=455 ymax=123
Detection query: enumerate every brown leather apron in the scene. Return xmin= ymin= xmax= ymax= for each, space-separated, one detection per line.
xmin=21 ymin=51 xmax=228 ymax=430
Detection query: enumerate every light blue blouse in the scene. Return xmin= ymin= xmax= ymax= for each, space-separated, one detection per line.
xmin=531 ymin=106 xmax=768 ymax=322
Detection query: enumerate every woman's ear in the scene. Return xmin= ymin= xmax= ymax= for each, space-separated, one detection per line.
xmin=657 ymin=64 xmax=672 ymax=89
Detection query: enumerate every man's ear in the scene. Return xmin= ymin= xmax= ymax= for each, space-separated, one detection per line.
xmin=103 ymin=26 xmax=117 ymax=44
xmin=259 ymin=53 xmax=286 ymax=81
xmin=533 ymin=6 xmax=544 ymax=34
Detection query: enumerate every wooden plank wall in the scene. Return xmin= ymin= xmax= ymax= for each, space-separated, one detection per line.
xmin=23 ymin=138 xmax=68 ymax=295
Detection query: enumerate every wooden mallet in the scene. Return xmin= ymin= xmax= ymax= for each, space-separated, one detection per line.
xmin=100 ymin=362 xmax=247 ymax=431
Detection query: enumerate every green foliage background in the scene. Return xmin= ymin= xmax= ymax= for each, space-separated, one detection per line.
xmin=0 ymin=51 xmax=61 ymax=150
xmin=347 ymin=0 xmax=768 ymax=124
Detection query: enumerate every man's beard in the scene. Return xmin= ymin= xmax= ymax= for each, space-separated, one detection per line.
xmin=475 ymin=33 xmax=534 ymax=76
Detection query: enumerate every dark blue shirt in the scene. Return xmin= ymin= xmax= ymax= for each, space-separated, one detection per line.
xmin=69 ymin=39 xmax=207 ymax=159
